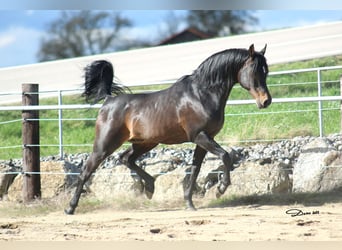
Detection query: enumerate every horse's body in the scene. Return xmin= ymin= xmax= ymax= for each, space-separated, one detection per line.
xmin=105 ymin=77 xmax=225 ymax=145
xmin=65 ymin=44 xmax=272 ymax=214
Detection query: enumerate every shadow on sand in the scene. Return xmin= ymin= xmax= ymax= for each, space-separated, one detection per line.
xmin=207 ymin=187 xmax=342 ymax=208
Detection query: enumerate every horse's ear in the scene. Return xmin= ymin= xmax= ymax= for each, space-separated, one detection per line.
xmin=248 ymin=44 xmax=255 ymax=57
xmin=260 ymin=44 xmax=267 ymax=55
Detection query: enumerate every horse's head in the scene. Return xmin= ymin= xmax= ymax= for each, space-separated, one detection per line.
xmin=238 ymin=44 xmax=272 ymax=109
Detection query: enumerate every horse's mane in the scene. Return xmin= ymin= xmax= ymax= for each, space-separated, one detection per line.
xmin=192 ymin=48 xmax=250 ymax=89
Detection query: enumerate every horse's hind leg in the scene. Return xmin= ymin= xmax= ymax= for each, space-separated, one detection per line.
xmin=65 ymin=121 xmax=127 ymax=215
xmin=65 ymin=151 xmax=109 ymax=215
xmin=119 ymin=143 xmax=157 ymax=199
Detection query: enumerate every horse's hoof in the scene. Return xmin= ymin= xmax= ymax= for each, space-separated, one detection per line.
xmin=215 ymin=191 xmax=223 ymax=199
xmin=185 ymin=201 xmax=197 ymax=211
xmin=186 ymin=206 xmax=197 ymax=211
xmin=64 ymin=208 xmax=74 ymax=215
xmin=144 ymin=181 xmax=155 ymax=199
xmin=216 ymin=186 xmax=225 ymax=198
xmin=145 ymin=190 xmax=153 ymax=199
xmin=216 ymin=182 xmax=229 ymax=198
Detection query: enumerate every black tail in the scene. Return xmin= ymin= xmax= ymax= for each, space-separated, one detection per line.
xmin=82 ymin=60 xmax=129 ymax=103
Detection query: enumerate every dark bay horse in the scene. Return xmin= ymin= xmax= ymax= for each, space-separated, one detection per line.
xmin=65 ymin=44 xmax=271 ymax=214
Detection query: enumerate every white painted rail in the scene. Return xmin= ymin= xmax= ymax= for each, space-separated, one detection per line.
xmin=0 ymin=96 xmax=341 ymax=112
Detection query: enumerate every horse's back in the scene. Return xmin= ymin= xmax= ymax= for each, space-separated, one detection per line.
xmin=97 ymin=81 xmax=218 ymax=144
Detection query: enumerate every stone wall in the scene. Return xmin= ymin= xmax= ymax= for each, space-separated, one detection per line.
xmin=1 ymin=134 xmax=341 ymax=202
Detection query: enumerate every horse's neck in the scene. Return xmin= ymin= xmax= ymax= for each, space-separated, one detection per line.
xmin=218 ymin=80 xmax=235 ymax=108
xmin=205 ymin=77 xmax=235 ymax=98
xmin=191 ymin=52 xmax=244 ymax=112
xmin=196 ymin=61 xmax=241 ymax=102
xmin=191 ymin=78 xmax=235 ymax=116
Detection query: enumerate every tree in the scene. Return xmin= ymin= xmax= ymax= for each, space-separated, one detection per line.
xmin=186 ymin=10 xmax=258 ymax=36
xmin=37 ymin=11 xmax=132 ymax=61
xmin=158 ymin=11 xmax=186 ymax=38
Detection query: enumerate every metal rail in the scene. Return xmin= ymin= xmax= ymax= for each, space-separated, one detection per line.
xmin=1 ymin=65 xmax=342 ymax=158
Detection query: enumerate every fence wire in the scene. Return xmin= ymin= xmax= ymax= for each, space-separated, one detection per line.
xmin=0 ymin=105 xmax=340 ymax=152
xmin=1 ymin=65 xmax=342 ymax=169
xmin=1 ymin=166 xmax=342 ymax=185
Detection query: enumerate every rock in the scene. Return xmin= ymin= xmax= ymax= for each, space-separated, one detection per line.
xmin=153 ymin=167 xmax=187 ymax=201
xmin=7 ymin=161 xmax=70 ymax=201
xmin=320 ymin=151 xmax=342 ymax=191
xmin=63 ymin=160 xmax=82 ymax=189
xmin=90 ymin=164 xmax=141 ymax=200
xmin=205 ymin=161 xmax=292 ymax=199
xmin=293 ymin=138 xmax=342 ymax=193
xmin=151 ymin=152 xmax=292 ymax=203
xmin=0 ymin=163 xmax=19 ymax=200
xmin=2 ymin=134 xmax=342 ymax=203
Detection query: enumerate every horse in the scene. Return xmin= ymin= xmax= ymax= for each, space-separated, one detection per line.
xmin=65 ymin=44 xmax=271 ymax=215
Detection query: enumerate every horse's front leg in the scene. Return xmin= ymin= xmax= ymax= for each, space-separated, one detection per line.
xmin=184 ymin=145 xmax=207 ymax=210
xmin=193 ymin=131 xmax=233 ymax=198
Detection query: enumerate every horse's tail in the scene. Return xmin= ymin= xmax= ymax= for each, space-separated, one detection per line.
xmin=82 ymin=60 xmax=129 ymax=103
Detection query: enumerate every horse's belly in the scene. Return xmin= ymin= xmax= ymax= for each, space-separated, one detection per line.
xmin=128 ymin=122 xmax=188 ymax=144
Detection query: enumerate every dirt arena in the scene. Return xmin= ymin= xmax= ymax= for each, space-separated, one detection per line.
xmin=1 ymin=202 xmax=342 ymax=241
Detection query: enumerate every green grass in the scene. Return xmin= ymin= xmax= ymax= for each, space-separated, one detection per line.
xmin=1 ymin=55 xmax=342 ymax=160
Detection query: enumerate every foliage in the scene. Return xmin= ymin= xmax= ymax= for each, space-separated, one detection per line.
xmin=37 ymin=11 xmax=132 ymax=62
xmin=186 ymin=10 xmax=258 ymax=36
xmin=37 ymin=10 xmax=260 ymax=62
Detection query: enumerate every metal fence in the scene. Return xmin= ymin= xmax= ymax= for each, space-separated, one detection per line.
xmin=1 ymin=65 xmax=342 ymax=159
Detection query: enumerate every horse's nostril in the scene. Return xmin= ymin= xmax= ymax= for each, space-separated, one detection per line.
xmin=263 ymin=99 xmax=270 ymax=107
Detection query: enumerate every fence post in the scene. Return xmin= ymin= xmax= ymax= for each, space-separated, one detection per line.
xmin=58 ymin=90 xmax=64 ymax=159
xmin=317 ymin=69 xmax=323 ymax=137
xmin=22 ymin=84 xmax=41 ymax=202
xmin=340 ymin=75 xmax=342 ymax=133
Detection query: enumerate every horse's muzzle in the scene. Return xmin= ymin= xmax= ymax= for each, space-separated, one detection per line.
xmin=249 ymin=88 xmax=272 ymax=109
xmin=257 ymin=95 xmax=272 ymax=109
xmin=262 ymin=96 xmax=272 ymax=108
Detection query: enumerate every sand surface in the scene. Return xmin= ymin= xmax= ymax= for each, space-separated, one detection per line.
xmin=1 ymin=203 xmax=342 ymax=241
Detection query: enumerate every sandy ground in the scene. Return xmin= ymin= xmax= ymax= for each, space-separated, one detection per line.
xmin=1 ymin=202 xmax=342 ymax=241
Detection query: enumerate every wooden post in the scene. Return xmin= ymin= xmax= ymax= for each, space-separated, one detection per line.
xmin=341 ymin=75 xmax=342 ymax=133
xmin=22 ymin=84 xmax=41 ymax=202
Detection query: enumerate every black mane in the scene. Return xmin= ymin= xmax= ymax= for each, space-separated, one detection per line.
xmin=192 ymin=48 xmax=250 ymax=89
